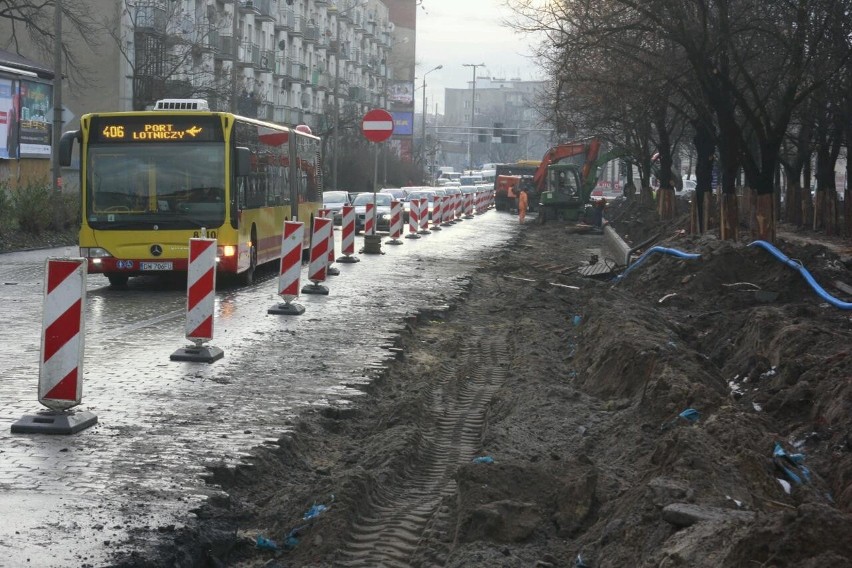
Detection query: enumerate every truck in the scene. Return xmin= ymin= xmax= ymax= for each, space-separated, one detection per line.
xmin=494 ymin=160 xmax=540 ymax=211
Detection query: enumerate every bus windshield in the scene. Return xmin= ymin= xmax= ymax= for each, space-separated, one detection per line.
xmin=86 ymin=143 xmax=225 ymax=230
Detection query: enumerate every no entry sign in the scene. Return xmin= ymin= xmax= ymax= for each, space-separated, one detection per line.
xmin=361 ymin=109 xmax=394 ymax=143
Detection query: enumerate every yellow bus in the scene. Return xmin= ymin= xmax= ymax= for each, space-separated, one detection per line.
xmin=59 ymin=99 xmax=322 ymax=287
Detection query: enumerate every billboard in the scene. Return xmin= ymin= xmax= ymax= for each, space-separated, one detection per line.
xmin=390 ymin=112 xmax=413 ymax=136
xmin=387 ymin=81 xmax=414 ymax=109
xmin=0 ymin=79 xmax=19 ymax=159
xmin=19 ymin=80 xmax=52 ymax=158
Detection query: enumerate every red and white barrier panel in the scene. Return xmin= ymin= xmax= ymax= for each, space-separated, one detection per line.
xmin=302 ymin=216 xmax=331 ymax=295
xmin=319 ymin=210 xmax=340 ymax=276
xmin=387 ymin=200 xmax=404 ymax=244
xmin=11 ymin=258 xmax=99 ymax=434
xmin=406 ymin=198 xmax=421 ymax=239
xmin=418 ymin=197 xmax=431 ymax=234
xmin=364 ymin=202 xmax=376 ymax=236
xmin=40 ymin=259 xmax=87 ymax=410
xmin=269 ymin=221 xmax=306 ymax=315
xmin=431 ymin=195 xmax=443 ymax=230
xmin=465 ymin=193 xmax=475 ymax=218
xmin=171 ymin=237 xmax=223 ymax=362
xmin=338 ymin=205 xmax=360 ymax=261
xmin=441 ymin=195 xmax=454 ymax=226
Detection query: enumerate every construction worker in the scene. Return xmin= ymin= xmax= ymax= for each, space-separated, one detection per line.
xmin=518 ymin=187 xmax=529 ymax=224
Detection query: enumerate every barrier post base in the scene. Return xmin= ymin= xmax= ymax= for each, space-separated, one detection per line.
xmin=465 ymin=214 xmax=475 ymax=219
xmin=431 ymin=225 xmax=443 ymax=231
xmin=328 ymin=266 xmax=340 ymax=276
xmin=417 ymin=229 xmax=431 ymax=235
xmin=386 ymin=238 xmax=403 ymax=245
xmin=363 ymin=234 xmax=383 ymax=254
xmin=170 ymin=344 xmax=224 ymax=363
xmin=405 ymin=233 xmax=421 ymax=239
xmin=301 ymin=282 xmax=329 ymax=295
xmin=11 ymin=409 xmax=98 ymax=435
xmin=268 ymin=301 xmax=305 ymax=315
xmin=337 ymin=254 xmax=360 ymax=263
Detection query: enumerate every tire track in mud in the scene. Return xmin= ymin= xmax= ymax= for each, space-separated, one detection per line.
xmin=337 ymin=327 xmax=508 ymax=567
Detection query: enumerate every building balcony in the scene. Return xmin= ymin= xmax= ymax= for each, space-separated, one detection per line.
xmin=258 ymin=50 xmax=274 ymax=71
xmin=134 ymin=2 xmax=167 ymax=33
xmin=253 ymin=0 xmax=274 ymax=22
xmin=213 ymin=34 xmax=237 ymax=60
xmin=273 ymin=56 xmax=287 ymax=76
xmin=238 ymin=0 xmax=259 ymax=15
xmin=273 ymin=105 xmax=289 ymax=124
xmin=304 ymin=25 xmax=319 ymax=43
xmin=287 ymin=14 xmax=303 ymax=36
xmin=256 ymin=102 xmax=275 ymax=121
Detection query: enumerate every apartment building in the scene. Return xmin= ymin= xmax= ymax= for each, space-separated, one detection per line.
xmin=0 ymin=0 xmax=412 ymax=133
xmin=442 ymin=76 xmax=551 ymax=170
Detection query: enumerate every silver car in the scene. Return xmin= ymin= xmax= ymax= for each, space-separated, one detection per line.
xmin=352 ymin=192 xmax=393 ymax=233
xmin=322 ymin=190 xmax=352 ymax=225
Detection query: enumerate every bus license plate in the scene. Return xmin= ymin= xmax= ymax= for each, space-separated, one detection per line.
xmin=140 ymin=262 xmax=173 ymax=271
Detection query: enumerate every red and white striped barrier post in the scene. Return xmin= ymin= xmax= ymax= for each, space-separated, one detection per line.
xmin=12 ymin=258 xmax=98 ymax=434
xmin=387 ymin=200 xmax=404 ymax=244
xmin=465 ymin=192 xmax=475 ymax=218
xmin=406 ymin=198 xmax=421 ymax=239
xmin=171 ymin=237 xmax=223 ymax=362
xmin=431 ymin=195 xmax=443 ymax=230
xmin=441 ymin=194 xmax=454 ymax=226
xmin=302 ymin=216 xmax=331 ymax=295
xmin=364 ymin=201 xmax=376 ymax=236
xmin=337 ymin=205 xmax=360 ymax=262
xmin=318 ymin=210 xmax=340 ymax=276
xmin=269 ymin=221 xmax=306 ymax=315
xmin=418 ymin=197 xmax=431 ymax=234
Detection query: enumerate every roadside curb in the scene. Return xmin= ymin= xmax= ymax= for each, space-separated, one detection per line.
xmin=602 ymin=220 xmax=631 ymax=266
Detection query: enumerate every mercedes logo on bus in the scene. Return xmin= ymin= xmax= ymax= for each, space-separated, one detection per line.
xmin=150 ymin=245 xmax=163 ymax=257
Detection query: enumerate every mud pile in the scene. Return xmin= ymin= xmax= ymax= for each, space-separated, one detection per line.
xmin=112 ymin=202 xmax=852 ymax=567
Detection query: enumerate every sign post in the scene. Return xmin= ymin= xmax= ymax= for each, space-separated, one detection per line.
xmin=360 ymin=109 xmax=394 ymax=254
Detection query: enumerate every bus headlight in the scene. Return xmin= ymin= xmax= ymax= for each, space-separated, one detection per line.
xmin=80 ymin=247 xmax=113 ymax=258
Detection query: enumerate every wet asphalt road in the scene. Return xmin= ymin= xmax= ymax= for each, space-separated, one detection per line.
xmin=0 ymin=211 xmax=519 ymax=567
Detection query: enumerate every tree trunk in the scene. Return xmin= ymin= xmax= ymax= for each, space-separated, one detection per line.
xmin=720 ymin=193 xmax=739 ymax=241
xmin=754 ymin=193 xmax=775 ymax=241
xmin=657 ymin=188 xmax=675 ymax=219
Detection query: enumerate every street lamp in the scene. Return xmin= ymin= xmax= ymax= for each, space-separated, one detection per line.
xmin=421 ymin=64 xmax=442 ymax=182
xmin=331 ymin=0 xmax=368 ymax=191
xmin=462 ymin=62 xmax=484 ymax=172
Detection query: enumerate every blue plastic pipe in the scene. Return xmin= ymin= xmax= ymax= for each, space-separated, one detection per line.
xmin=614 ymin=246 xmax=701 ymax=282
xmin=748 ymin=240 xmax=852 ymax=310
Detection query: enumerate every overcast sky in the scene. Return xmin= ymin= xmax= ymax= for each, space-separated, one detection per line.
xmin=414 ymin=0 xmax=543 ymax=115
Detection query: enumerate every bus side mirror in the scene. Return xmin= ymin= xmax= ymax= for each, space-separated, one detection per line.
xmin=235 ymin=146 xmax=251 ymax=177
xmin=59 ymin=130 xmax=79 ymax=167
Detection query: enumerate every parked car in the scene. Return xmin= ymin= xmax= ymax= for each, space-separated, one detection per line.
xmin=322 ymin=190 xmax=351 ymax=224
xmin=352 ymin=192 xmax=393 ymax=233
xmin=403 ymin=189 xmax=438 ymax=222
xmin=379 ymin=187 xmax=409 ymax=202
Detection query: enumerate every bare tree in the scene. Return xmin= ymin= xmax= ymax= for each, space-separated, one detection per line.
xmin=0 ymin=0 xmax=101 ymax=86
xmin=103 ymin=0 xmax=233 ymax=110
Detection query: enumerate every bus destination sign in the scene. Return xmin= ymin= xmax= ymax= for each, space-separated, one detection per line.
xmin=90 ymin=116 xmax=223 ymax=143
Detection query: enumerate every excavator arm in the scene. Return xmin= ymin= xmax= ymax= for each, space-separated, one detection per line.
xmin=532 ymin=138 xmax=602 ymax=192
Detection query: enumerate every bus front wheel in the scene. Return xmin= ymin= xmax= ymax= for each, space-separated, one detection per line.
xmin=107 ymin=274 xmax=129 ymax=288
xmin=240 ymin=231 xmax=258 ymax=286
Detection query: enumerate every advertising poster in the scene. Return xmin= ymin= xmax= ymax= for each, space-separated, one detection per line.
xmin=19 ymin=80 xmax=52 ymax=158
xmin=388 ymin=138 xmax=413 ymax=162
xmin=387 ymin=81 xmax=414 ymax=109
xmin=0 ymin=79 xmax=19 ymax=159
xmin=390 ymin=112 xmax=413 ymax=136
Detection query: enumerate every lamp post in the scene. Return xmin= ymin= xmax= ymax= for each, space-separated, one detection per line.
xmin=462 ymin=62 xmax=484 ymax=172
xmin=421 ymin=65 xmax=442 ymax=180
xmin=331 ymin=0 xmax=368 ymax=191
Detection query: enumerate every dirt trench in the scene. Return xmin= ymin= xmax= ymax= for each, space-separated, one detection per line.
xmin=111 ymin=201 xmax=852 ymax=567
